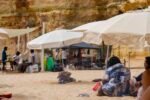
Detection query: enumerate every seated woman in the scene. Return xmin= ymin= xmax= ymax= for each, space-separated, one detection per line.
xmin=97 ymin=56 xmax=130 ymax=96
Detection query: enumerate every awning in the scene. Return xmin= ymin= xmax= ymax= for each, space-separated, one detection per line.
xmin=70 ymin=42 xmax=99 ymax=49
xmin=0 ymin=27 xmax=38 ymax=38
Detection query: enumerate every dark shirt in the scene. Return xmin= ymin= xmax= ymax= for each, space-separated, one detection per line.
xmin=2 ymin=50 xmax=7 ymax=62
xmin=135 ymin=73 xmax=143 ymax=82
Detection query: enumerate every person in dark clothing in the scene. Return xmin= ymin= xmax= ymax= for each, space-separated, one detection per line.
xmin=1 ymin=47 xmax=7 ymax=71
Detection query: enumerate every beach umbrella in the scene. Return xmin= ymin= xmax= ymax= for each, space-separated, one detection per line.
xmin=84 ymin=9 xmax=150 ymax=46
xmin=73 ymin=8 xmax=150 ymax=68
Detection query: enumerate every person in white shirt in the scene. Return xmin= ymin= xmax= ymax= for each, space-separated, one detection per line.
xmin=28 ymin=49 xmax=39 ymax=64
xmin=11 ymin=51 xmax=22 ymax=70
xmin=61 ymin=49 xmax=67 ymax=67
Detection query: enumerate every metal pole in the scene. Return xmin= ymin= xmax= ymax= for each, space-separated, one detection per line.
xmin=27 ymin=27 xmax=30 ymax=41
xmin=105 ymin=45 xmax=110 ymax=70
xmin=42 ymin=22 xmax=45 ymax=35
xmin=40 ymin=22 xmax=46 ymax=71
xmin=128 ymin=52 xmax=131 ymax=69
xmin=17 ymin=35 xmax=20 ymax=51
xmin=41 ymin=48 xmax=44 ymax=71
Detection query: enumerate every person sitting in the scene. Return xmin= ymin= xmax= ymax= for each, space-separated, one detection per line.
xmin=129 ymin=57 xmax=150 ymax=97
xmin=26 ymin=50 xmax=40 ymax=73
xmin=97 ymin=56 xmax=130 ymax=96
xmin=11 ymin=51 xmax=22 ymax=71
xmin=138 ymin=56 xmax=150 ymax=100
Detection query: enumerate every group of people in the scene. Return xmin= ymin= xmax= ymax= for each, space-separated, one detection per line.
xmin=1 ymin=47 xmax=40 ymax=72
xmin=96 ymin=56 xmax=150 ymax=100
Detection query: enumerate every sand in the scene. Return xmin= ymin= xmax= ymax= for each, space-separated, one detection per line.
xmin=0 ymin=68 xmax=144 ymax=100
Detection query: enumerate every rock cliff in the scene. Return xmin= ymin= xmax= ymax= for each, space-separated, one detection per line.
xmin=0 ymin=0 xmax=149 ymax=56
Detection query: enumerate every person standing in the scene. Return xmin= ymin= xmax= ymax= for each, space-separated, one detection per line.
xmin=1 ymin=47 xmax=8 ymax=71
xmin=55 ymin=49 xmax=60 ymax=64
xmin=29 ymin=49 xmax=35 ymax=64
xmin=61 ymin=49 xmax=67 ymax=67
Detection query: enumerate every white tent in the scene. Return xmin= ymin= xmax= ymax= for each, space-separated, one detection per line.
xmin=27 ymin=29 xmax=84 ymax=49
xmin=27 ymin=29 xmax=84 ymax=71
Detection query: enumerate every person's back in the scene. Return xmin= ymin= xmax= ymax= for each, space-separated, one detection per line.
xmin=13 ymin=51 xmax=22 ymax=64
xmin=28 ymin=50 xmax=38 ymax=64
xmin=1 ymin=47 xmax=7 ymax=71
xmin=62 ymin=50 xmax=67 ymax=59
xmin=141 ymin=87 xmax=150 ymax=100
xmin=101 ymin=56 xmax=130 ymax=96
xmin=142 ymin=70 xmax=150 ymax=91
xmin=138 ymin=56 xmax=150 ymax=100
xmin=2 ymin=48 xmax=7 ymax=62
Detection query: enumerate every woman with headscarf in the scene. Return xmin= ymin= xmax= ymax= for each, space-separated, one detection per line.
xmin=97 ymin=56 xmax=130 ymax=96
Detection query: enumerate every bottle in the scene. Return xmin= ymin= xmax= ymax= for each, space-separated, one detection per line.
xmin=92 ymin=82 xmax=101 ymax=91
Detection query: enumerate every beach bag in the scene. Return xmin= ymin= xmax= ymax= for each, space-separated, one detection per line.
xmin=53 ymin=63 xmax=63 ymax=72
xmin=26 ymin=64 xmax=39 ymax=73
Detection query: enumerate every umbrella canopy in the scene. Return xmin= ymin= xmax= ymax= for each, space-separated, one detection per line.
xmin=97 ymin=10 xmax=150 ymax=46
xmin=73 ymin=21 xmax=106 ymax=32
xmin=74 ymin=9 xmax=150 ymax=46
xmin=27 ymin=29 xmax=84 ymax=49
xmin=72 ymin=21 xmax=106 ymax=45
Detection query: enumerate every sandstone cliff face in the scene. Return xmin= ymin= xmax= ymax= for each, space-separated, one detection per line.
xmin=0 ymin=0 xmax=149 ymax=29
xmin=0 ymin=0 xmax=149 ymax=55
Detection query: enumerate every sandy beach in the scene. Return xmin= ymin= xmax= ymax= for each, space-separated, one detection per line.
xmin=0 ymin=68 xmax=144 ymax=100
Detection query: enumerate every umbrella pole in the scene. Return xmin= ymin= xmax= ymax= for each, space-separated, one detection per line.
xmin=42 ymin=22 xmax=45 ymax=35
xmin=40 ymin=22 xmax=45 ymax=71
xmin=105 ymin=45 xmax=110 ymax=70
xmin=17 ymin=35 xmax=20 ymax=51
xmin=41 ymin=48 xmax=44 ymax=71
xmin=128 ymin=51 xmax=131 ymax=69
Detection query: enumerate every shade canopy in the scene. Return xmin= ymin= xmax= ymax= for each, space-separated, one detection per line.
xmin=70 ymin=42 xmax=99 ymax=49
xmin=27 ymin=29 xmax=84 ymax=49
xmin=0 ymin=27 xmax=37 ymax=38
xmin=0 ymin=28 xmax=8 ymax=38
